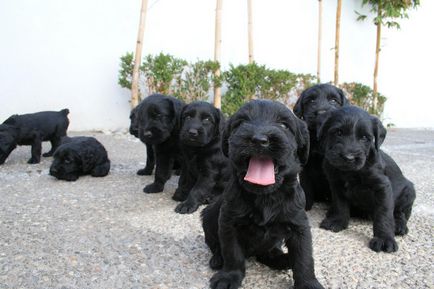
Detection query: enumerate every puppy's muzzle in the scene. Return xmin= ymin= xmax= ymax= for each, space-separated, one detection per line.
xmin=188 ymin=128 xmax=199 ymax=138
xmin=251 ymin=134 xmax=269 ymax=148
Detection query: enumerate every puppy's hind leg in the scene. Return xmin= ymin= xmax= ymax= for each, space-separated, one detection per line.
xmin=43 ymin=138 xmax=61 ymax=157
xmin=394 ymin=183 xmax=416 ymax=236
xmin=91 ymin=161 xmax=111 ymax=177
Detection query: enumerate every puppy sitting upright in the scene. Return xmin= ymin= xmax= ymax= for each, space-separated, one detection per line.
xmin=294 ymin=83 xmax=349 ymax=210
xmin=49 ymin=136 xmax=110 ymax=181
xmin=174 ymin=101 xmax=229 ymax=214
xmin=0 ymin=109 xmax=69 ymax=164
xmin=129 ymin=102 xmax=155 ymax=175
xmin=318 ymin=106 xmax=416 ymax=253
xmin=202 ymin=100 xmax=324 ymax=289
xmin=137 ymin=94 xmax=184 ymax=193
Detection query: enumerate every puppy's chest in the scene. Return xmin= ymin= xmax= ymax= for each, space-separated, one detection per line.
xmin=342 ymin=174 xmax=378 ymax=206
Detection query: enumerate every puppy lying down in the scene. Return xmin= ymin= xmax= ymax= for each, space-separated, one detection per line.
xmin=49 ymin=136 xmax=110 ymax=181
xmin=202 ymin=100 xmax=324 ymax=289
xmin=318 ymin=106 xmax=416 ymax=253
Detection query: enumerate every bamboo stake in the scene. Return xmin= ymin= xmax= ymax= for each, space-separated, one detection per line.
xmin=317 ymin=0 xmax=323 ymax=83
xmin=213 ymin=0 xmax=223 ymax=109
xmin=334 ymin=0 xmax=342 ymax=85
xmin=247 ymin=0 xmax=254 ymax=64
xmin=373 ymin=1 xmax=382 ymax=112
xmin=131 ymin=0 xmax=149 ymax=109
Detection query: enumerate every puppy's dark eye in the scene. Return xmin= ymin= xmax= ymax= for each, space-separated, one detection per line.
xmin=202 ymin=117 xmax=211 ymax=124
xmin=360 ymin=135 xmax=370 ymax=142
xmin=184 ymin=115 xmax=192 ymax=120
xmin=309 ymin=99 xmax=316 ymax=103
xmin=64 ymin=159 xmax=71 ymax=164
xmin=278 ymin=123 xmax=289 ymax=129
xmin=336 ymin=130 xmax=343 ymax=136
xmin=329 ymin=99 xmax=337 ymax=104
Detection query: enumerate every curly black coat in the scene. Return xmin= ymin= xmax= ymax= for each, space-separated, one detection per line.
xmin=201 ymin=100 xmax=324 ymax=289
xmin=0 ymin=109 xmax=69 ymax=164
xmin=49 ymin=136 xmax=110 ymax=181
xmin=317 ymin=106 xmax=416 ymax=253
xmin=174 ymin=101 xmax=229 ymax=214
xmin=293 ymin=84 xmax=349 ymax=210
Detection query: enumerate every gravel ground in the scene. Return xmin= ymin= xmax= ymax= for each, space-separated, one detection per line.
xmin=0 ymin=129 xmax=433 ymax=289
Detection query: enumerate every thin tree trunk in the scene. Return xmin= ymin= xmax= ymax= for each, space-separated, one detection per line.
xmin=131 ymin=0 xmax=149 ymax=108
xmin=317 ymin=0 xmax=323 ymax=83
xmin=334 ymin=0 xmax=342 ymax=85
xmin=373 ymin=0 xmax=382 ymax=112
xmin=213 ymin=0 xmax=223 ymax=109
xmin=247 ymin=0 xmax=254 ymax=64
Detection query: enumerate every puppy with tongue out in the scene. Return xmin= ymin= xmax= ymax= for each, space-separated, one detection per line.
xmin=201 ymin=100 xmax=325 ymax=289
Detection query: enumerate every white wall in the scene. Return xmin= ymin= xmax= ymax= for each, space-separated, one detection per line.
xmin=1 ymin=0 xmax=433 ymax=130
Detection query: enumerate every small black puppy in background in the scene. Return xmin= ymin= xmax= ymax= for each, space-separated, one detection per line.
xmin=137 ymin=94 xmax=184 ymax=194
xmin=202 ymin=100 xmax=324 ymax=289
xmin=317 ymin=106 xmax=416 ymax=253
xmin=129 ymin=102 xmax=155 ymax=175
xmin=293 ymin=84 xmax=349 ymax=210
xmin=0 ymin=109 xmax=69 ymax=164
xmin=174 ymin=101 xmax=229 ymax=214
xmin=49 ymin=136 xmax=110 ymax=181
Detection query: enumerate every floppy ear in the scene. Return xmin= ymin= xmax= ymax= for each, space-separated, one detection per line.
xmin=337 ymin=87 xmax=349 ymax=106
xmin=213 ymin=108 xmax=225 ymax=139
xmin=221 ymin=116 xmax=233 ymax=157
xmin=293 ymin=95 xmax=304 ymax=119
xmin=166 ymin=97 xmax=185 ymax=131
xmin=295 ymin=118 xmax=310 ymax=165
xmin=371 ymin=117 xmax=387 ymax=151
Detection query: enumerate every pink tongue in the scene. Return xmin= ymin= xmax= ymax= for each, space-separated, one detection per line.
xmin=244 ymin=156 xmax=275 ymax=186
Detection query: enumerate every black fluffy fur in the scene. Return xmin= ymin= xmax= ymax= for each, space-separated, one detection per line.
xmin=49 ymin=136 xmax=110 ymax=181
xmin=137 ymin=94 xmax=184 ymax=194
xmin=174 ymin=101 xmax=229 ymax=214
xmin=130 ymin=102 xmax=155 ymax=175
xmin=293 ymin=84 xmax=349 ymax=210
xmin=201 ymin=100 xmax=324 ymax=289
xmin=317 ymin=106 xmax=416 ymax=253
xmin=0 ymin=109 xmax=69 ymax=164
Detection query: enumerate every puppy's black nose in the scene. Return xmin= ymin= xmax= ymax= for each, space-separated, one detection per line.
xmin=316 ymin=109 xmax=327 ymax=115
xmin=143 ymin=131 xmax=153 ymax=138
xmin=252 ymin=134 xmax=270 ymax=147
xmin=188 ymin=128 xmax=199 ymax=137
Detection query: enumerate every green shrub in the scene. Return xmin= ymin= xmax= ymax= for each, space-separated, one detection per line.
xmin=118 ymin=52 xmax=134 ymax=90
xmin=340 ymin=82 xmax=387 ymax=116
xmin=174 ymin=60 xmax=221 ymax=102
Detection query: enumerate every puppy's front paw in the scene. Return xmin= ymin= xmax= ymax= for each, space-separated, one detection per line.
xmin=295 ymin=279 xmax=325 ymax=289
xmin=175 ymin=200 xmax=199 ymax=214
xmin=209 ymin=254 xmax=223 ymax=270
xmin=137 ymin=167 xmax=153 ymax=175
xmin=369 ymin=236 xmax=398 ymax=253
xmin=143 ymin=183 xmax=163 ymax=194
xmin=394 ymin=221 xmax=409 ymax=236
xmin=27 ymin=158 xmax=40 ymax=164
xmin=320 ymin=217 xmax=347 ymax=232
xmin=172 ymin=189 xmax=188 ymax=201
xmin=210 ymin=271 xmax=243 ymax=289
xmin=42 ymin=152 xmax=53 ymax=157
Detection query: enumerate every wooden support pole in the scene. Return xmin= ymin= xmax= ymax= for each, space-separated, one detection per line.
xmin=334 ymin=0 xmax=342 ymax=85
xmin=247 ymin=0 xmax=254 ymax=64
xmin=317 ymin=0 xmax=323 ymax=83
xmin=131 ymin=0 xmax=149 ymax=109
xmin=213 ymin=0 xmax=223 ymax=109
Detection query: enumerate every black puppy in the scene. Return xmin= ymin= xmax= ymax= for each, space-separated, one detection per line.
xmin=202 ymin=100 xmax=324 ymax=289
xmin=130 ymin=102 xmax=155 ymax=175
xmin=174 ymin=101 xmax=229 ymax=214
xmin=317 ymin=106 xmax=416 ymax=253
xmin=0 ymin=109 xmax=69 ymax=164
xmin=294 ymin=84 xmax=349 ymax=210
xmin=49 ymin=136 xmax=110 ymax=181
xmin=137 ymin=94 xmax=184 ymax=193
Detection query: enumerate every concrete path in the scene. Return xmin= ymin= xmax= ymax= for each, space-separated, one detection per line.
xmin=0 ymin=129 xmax=433 ymax=289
